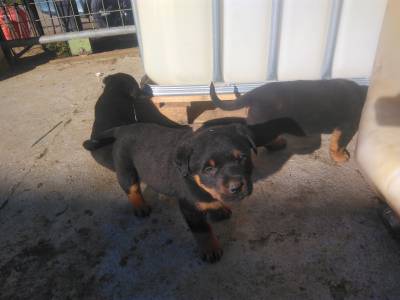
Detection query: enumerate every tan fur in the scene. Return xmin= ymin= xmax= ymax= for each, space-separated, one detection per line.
xmin=196 ymin=201 xmax=231 ymax=213
xmin=329 ymin=128 xmax=350 ymax=163
xmin=128 ymin=184 xmax=145 ymax=208
xmin=193 ymin=175 xmax=223 ymax=201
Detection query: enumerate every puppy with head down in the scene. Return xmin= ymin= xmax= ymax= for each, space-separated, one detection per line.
xmin=88 ymin=73 xmax=183 ymax=170
xmin=210 ymin=79 xmax=368 ymax=163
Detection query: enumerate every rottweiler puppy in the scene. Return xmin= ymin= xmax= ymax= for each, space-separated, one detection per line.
xmin=84 ymin=118 xmax=305 ymax=263
xmin=85 ymin=73 xmax=305 ymax=262
xmin=88 ymin=73 xmax=184 ymax=170
xmin=210 ymin=79 xmax=368 ymax=163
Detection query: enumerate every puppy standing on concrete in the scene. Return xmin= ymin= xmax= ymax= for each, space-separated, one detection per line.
xmin=210 ymin=79 xmax=368 ymax=163
xmin=84 ymin=119 xmax=304 ymax=262
xmin=85 ymin=77 xmax=305 ymax=262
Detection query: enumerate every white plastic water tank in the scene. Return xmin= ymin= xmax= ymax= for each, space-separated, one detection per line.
xmin=222 ymin=0 xmax=272 ymax=83
xmin=136 ymin=0 xmax=213 ymax=85
xmin=332 ymin=0 xmax=387 ymax=78
xmin=135 ymin=0 xmax=387 ymax=85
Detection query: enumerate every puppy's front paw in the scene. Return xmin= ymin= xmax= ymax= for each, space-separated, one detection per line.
xmin=330 ymin=148 xmax=350 ymax=164
xmin=134 ymin=204 xmax=152 ymax=217
xmin=201 ymin=244 xmax=223 ymax=263
xmin=209 ymin=205 xmax=232 ymax=222
xmin=194 ymin=232 xmax=223 ymax=263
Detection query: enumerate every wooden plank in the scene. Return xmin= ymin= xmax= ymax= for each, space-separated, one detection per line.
xmin=151 ymin=93 xmax=238 ymax=103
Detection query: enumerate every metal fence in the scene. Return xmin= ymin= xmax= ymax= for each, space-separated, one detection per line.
xmin=0 ymin=0 xmax=137 ymax=60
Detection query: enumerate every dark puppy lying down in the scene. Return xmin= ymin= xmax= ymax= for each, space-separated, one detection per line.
xmin=210 ymin=79 xmax=368 ymax=163
xmin=85 ymin=73 xmax=305 ymax=262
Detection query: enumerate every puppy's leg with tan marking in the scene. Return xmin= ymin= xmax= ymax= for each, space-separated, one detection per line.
xmin=114 ymin=152 xmax=151 ymax=217
xmin=329 ymin=128 xmax=350 ymax=163
xmin=196 ymin=201 xmax=232 ymax=222
xmin=127 ymin=182 xmax=151 ymax=217
xmin=179 ymin=199 xmax=223 ymax=263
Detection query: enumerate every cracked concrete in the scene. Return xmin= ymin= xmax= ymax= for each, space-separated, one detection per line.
xmin=1 ymin=48 xmax=400 ymax=300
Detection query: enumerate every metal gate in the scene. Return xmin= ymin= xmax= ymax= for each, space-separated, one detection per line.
xmin=0 ymin=0 xmax=139 ymax=60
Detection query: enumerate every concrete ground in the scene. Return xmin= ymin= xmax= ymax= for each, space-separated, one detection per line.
xmin=1 ymin=48 xmax=400 ymax=300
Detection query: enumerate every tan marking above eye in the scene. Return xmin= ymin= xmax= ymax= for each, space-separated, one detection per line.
xmin=208 ymin=159 xmax=216 ymax=167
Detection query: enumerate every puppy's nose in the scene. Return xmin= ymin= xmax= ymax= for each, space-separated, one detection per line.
xmin=229 ymin=180 xmax=244 ymax=194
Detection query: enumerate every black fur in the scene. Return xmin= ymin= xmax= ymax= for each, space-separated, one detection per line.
xmin=87 ymin=73 xmax=184 ymax=170
xmin=210 ymin=79 xmax=368 ymax=161
xmin=84 ymin=73 xmax=305 ymax=262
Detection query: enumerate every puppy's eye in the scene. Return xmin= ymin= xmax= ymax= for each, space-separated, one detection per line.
xmin=204 ymin=166 xmax=217 ymax=175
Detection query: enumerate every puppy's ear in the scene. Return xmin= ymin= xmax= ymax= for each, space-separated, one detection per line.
xmin=102 ymin=75 xmax=111 ymax=85
xmin=235 ymin=124 xmax=257 ymax=155
xmin=175 ymin=143 xmax=193 ymax=177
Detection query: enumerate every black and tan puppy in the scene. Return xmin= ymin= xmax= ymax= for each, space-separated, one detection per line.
xmin=86 ymin=73 xmax=305 ymax=262
xmin=210 ymin=79 xmax=368 ymax=163
xmin=88 ymin=73 xmax=183 ymax=170
xmin=84 ymin=119 xmax=304 ymax=262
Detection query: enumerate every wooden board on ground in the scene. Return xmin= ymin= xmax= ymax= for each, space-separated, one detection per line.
xmin=151 ymin=93 xmax=238 ymax=104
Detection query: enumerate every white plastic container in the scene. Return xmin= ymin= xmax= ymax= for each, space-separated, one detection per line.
xmin=222 ymin=0 xmax=272 ymax=83
xmin=277 ymin=0 xmax=332 ymax=80
xmin=135 ymin=0 xmax=387 ymax=85
xmin=136 ymin=0 xmax=213 ymax=85
xmin=331 ymin=0 xmax=387 ymax=79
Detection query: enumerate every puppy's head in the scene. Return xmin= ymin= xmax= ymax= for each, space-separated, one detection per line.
xmin=176 ymin=124 xmax=256 ymax=201
xmin=102 ymin=73 xmax=141 ymax=97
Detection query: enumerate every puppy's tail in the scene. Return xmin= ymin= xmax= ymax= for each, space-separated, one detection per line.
xmin=83 ymin=128 xmax=117 ymax=151
xmin=248 ymin=118 xmax=306 ymax=147
xmin=210 ymin=82 xmax=247 ymax=111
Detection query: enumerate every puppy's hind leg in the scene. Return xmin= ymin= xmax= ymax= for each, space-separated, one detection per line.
xmin=114 ymin=157 xmax=151 ymax=217
xmin=329 ymin=126 xmax=355 ymax=164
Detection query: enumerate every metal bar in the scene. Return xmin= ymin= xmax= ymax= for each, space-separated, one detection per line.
xmin=147 ymin=78 xmax=369 ymax=97
xmin=14 ymin=44 xmax=33 ymax=58
xmin=0 ymin=25 xmax=136 ymax=46
xmin=116 ymin=0 xmax=125 ymax=27
xmin=0 ymin=37 xmax=39 ymax=47
xmin=69 ymin=0 xmax=82 ymax=31
xmin=47 ymin=0 xmax=57 ymax=34
xmin=100 ymin=0 xmax=109 ymax=28
xmin=130 ymin=0 xmax=144 ymax=59
xmin=267 ymin=0 xmax=283 ymax=80
xmin=321 ymin=0 xmax=343 ymax=79
xmin=39 ymin=25 xmax=135 ymax=43
xmin=211 ymin=0 xmax=223 ymax=82
xmin=84 ymin=0 xmax=95 ymax=29
xmin=22 ymin=0 xmax=44 ymax=36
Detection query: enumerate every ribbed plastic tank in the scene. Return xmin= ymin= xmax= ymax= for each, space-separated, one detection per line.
xmin=278 ymin=0 xmax=332 ymax=80
xmin=331 ymin=0 xmax=387 ymax=78
xmin=136 ymin=0 xmax=213 ymax=85
xmin=136 ymin=0 xmax=387 ymax=85
xmin=222 ymin=0 xmax=272 ymax=83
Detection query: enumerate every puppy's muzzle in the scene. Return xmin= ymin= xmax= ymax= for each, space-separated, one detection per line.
xmin=228 ymin=178 xmax=244 ymax=194
xmin=224 ymin=176 xmax=252 ymax=200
